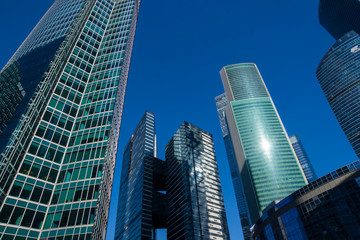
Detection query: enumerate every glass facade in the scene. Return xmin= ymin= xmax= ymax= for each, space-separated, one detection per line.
xmin=166 ymin=122 xmax=229 ymax=240
xmin=319 ymin=0 xmax=360 ymax=40
xmin=289 ymin=135 xmax=318 ymax=183
xmin=115 ymin=111 xmax=156 ymax=239
xmin=215 ymin=93 xmax=251 ymax=240
xmin=253 ymin=161 xmax=360 ymax=240
xmin=116 ymin=114 xmax=229 ymax=239
xmin=0 ymin=0 xmax=140 ymax=239
xmin=316 ymin=31 xmax=360 ymax=159
xmin=219 ymin=63 xmax=307 ymax=228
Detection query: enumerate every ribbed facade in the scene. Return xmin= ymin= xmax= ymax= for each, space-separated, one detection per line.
xmin=166 ymin=122 xmax=230 ymax=240
xmin=0 ymin=0 xmax=140 ymax=239
xmin=115 ymin=115 xmax=229 ymax=239
xmin=219 ymin=63 xmax=307 ymax=227
xmin=316 ymin=31 xmax=360 ymax=159
xmin=289 ymin=135 xmax=318 ymax=183
xmin=319 ymin=0 xmax=360 ymax=40
xmin=115 ymin=111 xmax=156 ymax=239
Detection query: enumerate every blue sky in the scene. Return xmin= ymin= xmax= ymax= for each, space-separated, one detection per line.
xmin=0 ymin=0 xmax=358 ymax=239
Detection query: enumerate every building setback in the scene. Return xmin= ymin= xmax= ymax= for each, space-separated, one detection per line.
xmin=217 ymin=63 xmax=307 ymax=236
xmin=116 ymin=112 xmax=230 ymax=239
xmin=289 ymin=135 xmax=318 ymax=183
xmin=0 ymin=0 xmax=140 ymax=239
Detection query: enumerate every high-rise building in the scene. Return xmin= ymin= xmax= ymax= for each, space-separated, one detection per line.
xmin=319 ymin=0 xmax=360 ymax=40
xmin=215 ymin=93 xmax=251 ymax=240
xmin=166 ymin=121 xmax=229 ymax=240
xmin=0 ymin=0 xmax=140 ymax=239
xmin=116 ymin=112 xmax=230 ymax=239
xmin=316 ymin=31 xmax=360 ymax=158
xmin=217 ymin=63 xmax=307 ymax=232
xmin=115 ymin=111 xmax=165 ymax=239
xmin=289 ymin=135 xmax=318 ymax=183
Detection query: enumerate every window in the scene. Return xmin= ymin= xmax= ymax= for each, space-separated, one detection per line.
xmin=0 ymin=205 xmax=13 ymax=223
xmin=21 ymin=209 xmax=35 ymax=227
xmin=20 ymin=184 xmax=33 ymax=200
xmin=9 ymin=207 xmax=25 ymax=225
xmin=9 ymin=181 xmax=23 ymax=197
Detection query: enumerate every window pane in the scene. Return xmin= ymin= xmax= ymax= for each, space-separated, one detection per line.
xmin=0 ymin=205 xmax=14 ymax=223
xmin=30 ymin=187 xmax=43 ymax=202
xmin=9 ymin=207 xmax=25 ymax=225
xmin=9 ymin=181 xmax=23 ymax=197
xmin=21 ymin=209 xmax=35 ymax=227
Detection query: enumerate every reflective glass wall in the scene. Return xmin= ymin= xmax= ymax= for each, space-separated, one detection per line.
xmin=219 ymin=63 xmax=307 ymax=226
xmin=317 ymin=31 xmax=360 ymax=159
xmin=0 ymin=0 xmax=140 ymax=239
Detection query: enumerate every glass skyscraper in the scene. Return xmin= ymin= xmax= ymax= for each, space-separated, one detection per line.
xmin=115 ymin=111 xmax=158 ymax=239
xmin=217 ymin=63 xmax=307 ymax=233
xmin=166 ymin=122 xmax=229 ymax=240
xmin=289 ymin=135 xmax=318 ymax=183
xmin=116 ymin=112 xmax=230 ymax=239
xmin=319 ymin=0 xmax=360 ymax=40
xmin=0 ymin=0 xmax=140 ymax=239
xmin=215 ymin=93 xmax=251 ymax=240
xmin=316 ymin=31 xmax=360 ymax=158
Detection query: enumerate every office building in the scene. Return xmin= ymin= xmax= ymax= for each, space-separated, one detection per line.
xmin=218 ymin=63 xmax=307 ymax=232
xmin=0 ymin=0 xmax=140 ymax=239
xmin=289 ymin=135 xmax=318 ymax=183
xmin=252 ymin=160 xmax=360 ymax=240
xmin=115 ymin=111 xmax=163 ymax=239
xmin=316 ymin=31 xmax=360 ymax=158
xmin=116 ymin=112 xmax=230 ymax=239
xmin=215 ymin=93 xmax=251 ymax=240
xmin=319 ymin=0 xmax=360 ymax=40
xmin=166 ymin=121 xmax=229 ymax=240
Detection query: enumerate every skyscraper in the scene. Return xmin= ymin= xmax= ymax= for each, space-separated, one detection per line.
xmin=115 ymin=111 xmax=159 ymax=239
xmin=317 ymin=0 xmax=360 ymax=159
xmin=166 ymin=122 xmax=229 ymax=240
xmin=217 ymin=63 xmax=307 ymax=232
xmin=215 ymin=93 xmax=251 ymax=240
xmin=319 ymin=0 xmax=360 ymax=40
xmin=116 ymin=112 xmax=230 ymax=239
xmin=316 ymin=31 xmax=360 ymax=158
xmin=0 ymin=0 xmax=140 ymax=239
xmin=289 ymin=135 xmax=318 ymax=183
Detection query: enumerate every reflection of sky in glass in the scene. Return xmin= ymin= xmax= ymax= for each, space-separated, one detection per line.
xmin=224 ymin=63 xmax=306 ymax=216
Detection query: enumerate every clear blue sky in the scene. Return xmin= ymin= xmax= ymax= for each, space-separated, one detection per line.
xmin=0 ymin=0 xmax=358 ymax=239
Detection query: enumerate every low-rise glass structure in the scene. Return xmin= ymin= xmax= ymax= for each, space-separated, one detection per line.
xmin=252 ymin=161 xmax=360 ymax=240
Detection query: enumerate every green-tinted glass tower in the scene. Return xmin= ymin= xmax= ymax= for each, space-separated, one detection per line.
xmin=0 ymin=0 xmax=140 ymax=239
xmin=219 ymin=63 xmax=307 ymax=228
